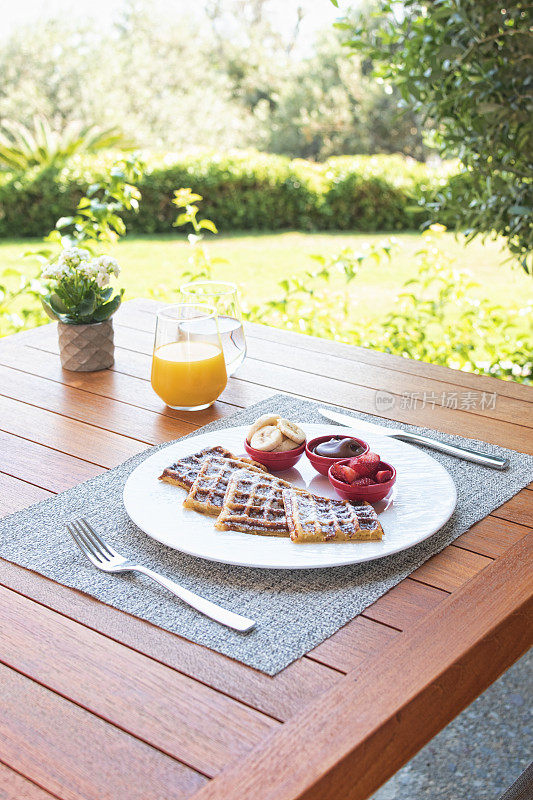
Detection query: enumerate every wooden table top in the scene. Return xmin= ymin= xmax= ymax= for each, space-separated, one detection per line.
xmin=0 ymin=297 xmax=531 ymax=800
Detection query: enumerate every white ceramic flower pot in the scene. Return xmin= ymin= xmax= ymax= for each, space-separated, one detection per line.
xmin=57 ymin=319 xmax=115 ymax=372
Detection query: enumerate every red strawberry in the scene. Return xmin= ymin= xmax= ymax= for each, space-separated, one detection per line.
xmin=330 ymin=463 xmax=356 ymax=484
xmin=350 ymin=451 xmax=380 ymax=478
xmin=376 ymin=469 xmax=393 ymax=484
xmin=352 ymin=476 xmax=375 ymax=486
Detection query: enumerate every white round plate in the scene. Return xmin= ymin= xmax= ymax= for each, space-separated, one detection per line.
xmin=123 ymin=423 xmax=457 ymax=570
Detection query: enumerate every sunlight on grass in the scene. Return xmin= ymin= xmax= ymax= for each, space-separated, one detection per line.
xmin=1 ymin=231 xmax=529 ymax=329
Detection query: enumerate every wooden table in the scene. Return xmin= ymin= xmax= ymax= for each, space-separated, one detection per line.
xmin=0 ymin=298 xmax=531 ymax=800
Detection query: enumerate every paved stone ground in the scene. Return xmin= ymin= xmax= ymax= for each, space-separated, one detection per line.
xmin=372 ymin=649 xmax=532 ymax=800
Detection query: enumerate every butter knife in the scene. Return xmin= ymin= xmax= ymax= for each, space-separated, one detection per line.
xmin=318 ymin=408 xmax=509 ymax=470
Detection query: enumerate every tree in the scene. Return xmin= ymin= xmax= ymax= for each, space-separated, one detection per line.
xmin=0 ymin=1 xmax=427 ymax=162
xmin=264 ymin=27 xmax=426 ymax=160
xmin=338 ymin=0 xmax=533 ymax=272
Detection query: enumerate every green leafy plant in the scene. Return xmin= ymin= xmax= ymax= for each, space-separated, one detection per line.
xmin=0 ymin=156 xmax=143 ymax=337
xmin=370 ymin=226 xmax=532 ymax=381
xmin=338 ymin=0 xmax=533 ymax=272
xmin=0 ymin=116 xmax=133 ymax=172
xmin=40 ymin=248 xmax=123 ymax=324
xmin=244 ymin=241 xmax=394 ymax=339
xmin=48 ymin=154 xmax=143 ymax=250
xmin=0 ymin=266 xmax=47 ymax=336
xmin=244 ymin=225 xmax=531 ymax=383
xmin=172 ymin=188 xmax=226 ymax=280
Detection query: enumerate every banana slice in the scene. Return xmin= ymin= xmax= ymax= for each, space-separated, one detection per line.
xmin=250 ymin=425 xmax=283 ymax=452
xmin=247 ymin=414 xmax=280 ymax=443
xmin=277 ymin=418 xmax=306 ymax=444
xmin=272 ymin=436 xmax=298 ymax=452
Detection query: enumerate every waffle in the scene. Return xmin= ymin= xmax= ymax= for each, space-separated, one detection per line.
xmin=215 ymin=468 xmax=302 ymax=536
xmin=282 ymin=488 xmax=384 ymax=543
xmin=159 ymin=446 xmax=266 ymax=490
xmin=184 ymin=458 xmax=272 ymax=517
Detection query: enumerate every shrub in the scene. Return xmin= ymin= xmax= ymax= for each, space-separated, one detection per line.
xmin=0 ymin=150 xmax=459 ymax=237
xmin=242 ymin=226 xmax=532 ymax=383
xmin=342 ymin=0 xmax=533 ymax=272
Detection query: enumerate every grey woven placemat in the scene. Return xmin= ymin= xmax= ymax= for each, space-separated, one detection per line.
xmin=1 ymin=394 xmax=532 ymax=675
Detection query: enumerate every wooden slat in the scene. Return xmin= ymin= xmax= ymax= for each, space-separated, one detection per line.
xmin=0 ymin=341 xmax=242 ymax=424
xmin=0 ymin=474 xmax=54 ymax=517
xmin=454 ymin=515 xmax=531 ymax=558
xmin=0 ymin=556 xmax=340 ymax=721
xmin=308 ymin=616 xmax=398 ymax=673
xmin=117 ymin=300 xmax=533 ymax=402
xmin=410 ymin=546 xmax=492 ymax=592
xmin=0 ymin=430 xmax=104 ymax=492
xmin=0 ymin=663 xmax=207 ymax=800
xmin=69 ymin=318 xmax=531 ymax=450
xmin=0 ymin=585 xmax=278 ymax=777
xmin=21 ymin=327 xmax=273 ymax=410
xmin=0 ymin=762 xmax=56 ymax=800
xmin=114 ymin=306 xmax=532 ymax=426
xmin=491 ymin=489 xmax=533 ymax=528
xmin=243 ymin=334 xmax=531 ymax=427
xmin=362 ymin=579 xmax=448 ymax=630
xmin=244 ymin=320 xmax=533 ymax=403
xmin=0 ymin=395 xmax=146 ymax=468
xmin=0 ymin=363 xmax=197 ymax=444
xmin=25 ymin=324 xmax=533 ymax=453
xmin=191 ymin=533 xmax=533 ymax=800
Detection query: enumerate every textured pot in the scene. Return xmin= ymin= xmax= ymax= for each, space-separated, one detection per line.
xmin=57 ymin=319 xmax=115 ymax=372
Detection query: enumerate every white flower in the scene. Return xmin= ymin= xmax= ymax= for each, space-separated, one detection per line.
xmin=42 ymin=263 xmax=64 ymax=280
xmin=57 ymin=247 xmax=92 ymax=271
xmin=92 ymin=255 xmax=120 ymax=278
xmin=95 ymin=271 xmax=109 ymax=289
xmin=79 ymin=260 xmax=103 ymax=281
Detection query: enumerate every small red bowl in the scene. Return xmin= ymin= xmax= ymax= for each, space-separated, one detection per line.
xmin=244 ymin=437 xmax=306 ymax=472
xmin=328 ymin=459 xmax=396 ymax=503
xmin=305 ymin=435 xmax=369 ymax=477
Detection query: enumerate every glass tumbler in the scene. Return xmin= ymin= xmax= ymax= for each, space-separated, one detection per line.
xmin=151 ymin=303 xmax=227 ymax=411
xmin=180 ymin=281 xmax=246 ymax=376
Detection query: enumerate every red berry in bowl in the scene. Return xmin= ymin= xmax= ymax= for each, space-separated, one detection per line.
xmin=352 ymin=476 xmax=375 ymax=486
xmin=376 ymin=469 xmax=393 ymax=483
xmin=330 ymin=463 xmax=356 ymax=484
xmin=350 ymin=451 xmax=380 ymax=478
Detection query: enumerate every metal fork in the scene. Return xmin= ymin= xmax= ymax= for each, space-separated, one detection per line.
xmin=67 ymin=518 xmax=255 ymax=633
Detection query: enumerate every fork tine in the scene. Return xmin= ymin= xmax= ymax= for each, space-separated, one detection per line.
xmin=70 ymin=520 xmax=106 ymax=563
xmin=67 ymin=523 xmax=103 ymax=565
xmin=78 ymin=518 xmax=118 ymax=559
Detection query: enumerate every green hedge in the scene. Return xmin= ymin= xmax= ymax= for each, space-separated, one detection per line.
xmin=0 ymin=150 xmax=458 ymax=237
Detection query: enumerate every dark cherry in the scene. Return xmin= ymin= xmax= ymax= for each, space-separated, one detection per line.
xmin=313 ymin=437 xmax=365 ymax=459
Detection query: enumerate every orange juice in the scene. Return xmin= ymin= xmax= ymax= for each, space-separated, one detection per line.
xmin=151 ymin=341 xmax=227 ymax=408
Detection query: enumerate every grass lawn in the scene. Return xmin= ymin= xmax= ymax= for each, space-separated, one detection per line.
xmin=1 ymin=231 xmax=531 ymax=330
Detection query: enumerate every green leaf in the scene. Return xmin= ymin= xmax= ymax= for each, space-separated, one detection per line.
xmin=41 ymin=297 xmax=60 ymax=321
xmin=92 ymin=294 xmax=121 ymax=321
xmin=100 ymin=286 xmax=113 ymax=301
xmin=173 ymin=213 xmax=190 ymax=227
xmin=49 ymin=292 xmax=69 ymax=314
xmin=77 ymin=289 xmax=97 ymax=318
xmin=198 ymin=219 xmax=218 ymax=233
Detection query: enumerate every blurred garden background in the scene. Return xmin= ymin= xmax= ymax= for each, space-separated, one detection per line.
xmin=1 ymin=0 xmax=531 ymax=381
